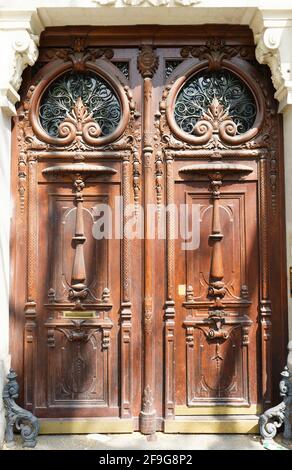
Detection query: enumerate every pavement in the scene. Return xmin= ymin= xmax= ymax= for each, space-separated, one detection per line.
xmin=2 ymin=432 xmax=285 ymax=450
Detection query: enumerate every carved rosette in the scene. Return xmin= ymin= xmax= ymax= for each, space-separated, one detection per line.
xmin=159 ymin=39 xmax=270 ymax=152
xmin=169 ymin=93 xmax=260 ymax=148
xmin=38 ymin=38 xmax=114 ymax=72
xmin=58 ymin=97 xmax=103 ymax=147
xmin=259 ymin=365 xmax=292 ymax=442
xmin=255 ymin=28 xmax=284 ymax=95
xmin=56 ymin=320 xmax=113 ymax=350
xmin=0 ymin=29 xmax=39 ymax=115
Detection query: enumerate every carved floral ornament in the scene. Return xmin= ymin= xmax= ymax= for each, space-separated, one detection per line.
xmin=0 ymin=14 xmax=290 ymax=119
xmin=28 ymin=63 xmax=131 ymax=147
xmin=164 ymin=63 xmax=265 ymax=147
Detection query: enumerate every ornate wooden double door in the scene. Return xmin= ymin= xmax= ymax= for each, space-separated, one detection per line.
xmin=11 ymin=26 xmax=287 ymax=433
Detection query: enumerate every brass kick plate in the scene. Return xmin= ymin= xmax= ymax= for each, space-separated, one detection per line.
xmin=62 ymin=311 xmax=95 ymax=319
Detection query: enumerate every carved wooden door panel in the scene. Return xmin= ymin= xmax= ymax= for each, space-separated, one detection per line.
xmin=157 ymin=38 xmax=287 ymax=432
xmin=174 ymin=178 xmax=258 ymax=408
xmin=38 ymin=175 xmax=120 ymax=415
xmin=11 ymin=42 xmax=144 ymax=429
xmin=11 ymin=26 xmax=287 ymax=433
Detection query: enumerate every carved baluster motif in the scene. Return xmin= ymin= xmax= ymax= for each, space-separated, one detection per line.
xmin=71 ymin=176 xmax=87 ymax=294
xmin=208 ymin=173 xmax=226 ymax=303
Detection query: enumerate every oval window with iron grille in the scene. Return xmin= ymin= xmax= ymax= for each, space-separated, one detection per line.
xmin=39 ymin=71 xmax=122 ymax=138
xmin=174 ymin=69 xmax=257 ymax=136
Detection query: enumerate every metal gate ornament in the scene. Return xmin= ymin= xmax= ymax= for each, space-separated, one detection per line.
xmin=3 ymin=369 xmax=39 ymax=448
xmin=259 ymin=365 xmax=292 ymax=443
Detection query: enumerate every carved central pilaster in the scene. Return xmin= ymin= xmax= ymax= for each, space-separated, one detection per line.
xmin=137 ymin=44 xmax=158 ymax=435
xmin=208 ymin=173 xmax=226 ymax=302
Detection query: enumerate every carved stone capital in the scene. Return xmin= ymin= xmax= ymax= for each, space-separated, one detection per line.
xmin=11 ymin=31 xmax=39 ymax=90
xmin=255 ymin=28 xmax=284 ymax=93
xmin=253 ymin=23 xmax=292 ymax=112
xmin=0 ymin=29 xmax=39 ymax=116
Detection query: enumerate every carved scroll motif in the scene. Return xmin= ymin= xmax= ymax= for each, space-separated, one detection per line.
xmin=3 ymin=369 xmax=39 ymax=448
xmin=39 ymin=37 xmax=114 ymax=71
xmin=68 ymin=175 xmax=88 ymax=305
xmin=180 ymin=38 xmax=251 ymax=70
xmin=42 ymin=162 xmax=116 ymax=308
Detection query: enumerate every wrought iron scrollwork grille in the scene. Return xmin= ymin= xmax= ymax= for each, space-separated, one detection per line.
xmin=39 ymin=71 xmax=122 ymax=138
xmin=174 ymin=70 xmax=257 ymax=135
xmin=165 ymin=60 xmax=183 ymax=79
xmin=113 ymin=61 xmax=130 ymax=80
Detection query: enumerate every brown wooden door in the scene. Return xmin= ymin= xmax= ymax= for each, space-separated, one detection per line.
xmin=174 ymin=179 xmax=259 ymax=408
xmin=10 ymin=26 xmax=287 ymax=433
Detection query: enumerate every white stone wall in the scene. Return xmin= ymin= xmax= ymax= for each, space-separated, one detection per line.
xmin=0 ymin=109 xmax=11 ymax=446
xmin=283 ymin=107 xmax=292 ymax=338
xmin=1 ymin=0 xmax=292 ymax=446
